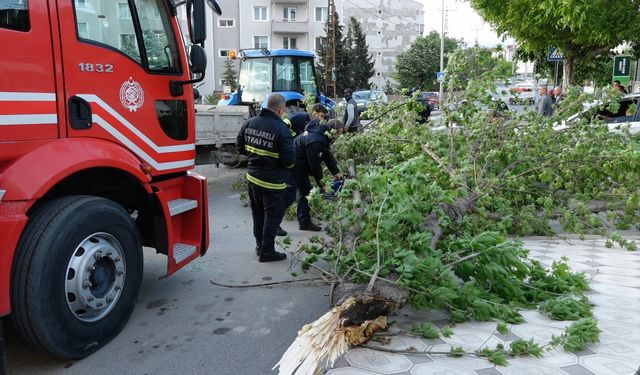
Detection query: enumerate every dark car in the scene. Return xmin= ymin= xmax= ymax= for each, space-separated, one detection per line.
xmin=419 ymin=91 xmax=440 ymax=110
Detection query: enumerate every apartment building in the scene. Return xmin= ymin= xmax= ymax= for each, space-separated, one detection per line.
xmin=204 ymin=0 xmax=425 ymax=94
xmin=342 ymin=0 xmax=425 ymax=90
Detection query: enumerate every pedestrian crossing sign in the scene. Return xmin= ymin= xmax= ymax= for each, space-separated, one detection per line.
xmin=547 ymin=48 xmax=564 ymax=62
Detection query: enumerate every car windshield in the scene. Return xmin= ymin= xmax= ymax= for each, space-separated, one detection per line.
xmin=353 ymin=91 xmax=371 ymax=100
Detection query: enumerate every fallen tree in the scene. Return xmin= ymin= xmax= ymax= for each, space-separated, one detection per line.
xmin=274 ymin=49 xmax=639 ymax=374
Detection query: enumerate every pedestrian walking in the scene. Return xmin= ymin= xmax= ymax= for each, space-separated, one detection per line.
xmin=293 ymin=110 xmax=345 ymax=231
xmin=537 ymin=86 xmax=553 ymax=117
xmin=236 ymin=94 xmax=294 ymax=262
xmin=343 ymin=89 xmax=360 ymax=133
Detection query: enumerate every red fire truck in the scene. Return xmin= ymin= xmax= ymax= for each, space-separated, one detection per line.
xmin=0 ymin=0 xmax=220 ymax=360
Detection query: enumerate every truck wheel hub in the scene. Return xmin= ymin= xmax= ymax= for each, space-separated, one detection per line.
xmin=65 ymin=233 xmax=126 ymax=322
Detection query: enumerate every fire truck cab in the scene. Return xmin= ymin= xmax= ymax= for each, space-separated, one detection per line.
xmin=0 ymin=0 xmax=220 ymax=359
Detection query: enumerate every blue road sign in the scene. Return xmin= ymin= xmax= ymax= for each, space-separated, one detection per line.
xmin=547 ymin=48 xmax=564 ymax=62
xmin=437 ymin=71 xmax=445 ymax=82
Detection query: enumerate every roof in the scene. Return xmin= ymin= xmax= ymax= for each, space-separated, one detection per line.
xmin=240 ymin=49 xmax=315 ymax=58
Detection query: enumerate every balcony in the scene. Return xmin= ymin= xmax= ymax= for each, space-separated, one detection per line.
xmin=271 ymin=19 xmax=309 ymax=34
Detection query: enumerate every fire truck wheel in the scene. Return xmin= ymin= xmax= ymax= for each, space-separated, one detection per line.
xmin=11 ymin=196 xmax=143 ymax=358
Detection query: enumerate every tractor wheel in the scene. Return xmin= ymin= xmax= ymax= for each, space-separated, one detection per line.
xmin=10 ymin=196 xmax=142 ymax=358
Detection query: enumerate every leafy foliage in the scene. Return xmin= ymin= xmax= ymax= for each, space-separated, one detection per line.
xmin=411 ymin=323 xmax=439 ymax=339
xmin=298 ymin=45 xmax=640 ymax=339
xmin=394 ymin=31 xmax=460 ymax=90
xmin=221 ymin=59 xmax=238 ymax=91
xmin=345 ymin=17 xmax=375 ymax=90
xmin=470 ymin=0 xmax=640 ymax=85
xmin=316 ymin=10 xmax=350 ymax=95
xmin=550 ymin=318 xmax=601 ymax=352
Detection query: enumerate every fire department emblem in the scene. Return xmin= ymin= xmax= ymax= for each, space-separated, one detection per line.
xmin=119 ymin=77 xmax=145 ymax=112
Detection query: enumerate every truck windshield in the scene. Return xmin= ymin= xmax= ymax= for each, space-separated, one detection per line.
xmin=74 ymin=0 xmax=180 ymax=73
xmin=298 ymin=58 xmax=317 ymax=96
xmin=239 ymin=58 xmax=272 ymax=103
xmin=274 ymin=56 xmax=296 ymax=92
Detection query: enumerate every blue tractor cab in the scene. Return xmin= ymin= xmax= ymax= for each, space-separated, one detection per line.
xmin=217 ymin=49 xmax=335 ymax=112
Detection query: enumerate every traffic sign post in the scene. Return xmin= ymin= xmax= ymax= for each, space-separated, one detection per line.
xmin=547 ymin=48 xmax=564 ymax=62
xmin=613 ymin=55 xmax=631 ymax=85
xmin=547 ymin=48 xmax=564 ymax=86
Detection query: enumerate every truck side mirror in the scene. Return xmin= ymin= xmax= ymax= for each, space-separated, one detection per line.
xmin=170 ymin=45 xmax=207 ymax=96
xmin=187 ymin=0 xmax=206 ymax=44
xmin=190 ymin=45 xmax=207 ymax=75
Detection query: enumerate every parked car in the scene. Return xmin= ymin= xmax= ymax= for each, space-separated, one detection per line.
xmin=348 ymin=90 xmax=389 ymax=111
xmin=419 ymin=91 xmax=440 ymax=110
xmin=509 ymin=82 xmax=535 ymax=105
xmin=558 ymin=93 xmax=640 ymax=133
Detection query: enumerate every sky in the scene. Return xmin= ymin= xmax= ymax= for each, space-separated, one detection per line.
xmin=422 ymin=0 xmax=513 ymax=47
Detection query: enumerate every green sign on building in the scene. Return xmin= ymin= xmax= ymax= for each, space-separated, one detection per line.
xmin=613 ymin=55 xmax=631 ymax=85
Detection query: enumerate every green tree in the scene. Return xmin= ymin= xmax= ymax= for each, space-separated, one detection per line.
xmin=316 ymin=10 xmax=350 ymax=96
xmin=221 ymin=59 xmax=238 ymax=91
xmin=394 ymin=31 xmax=460 ymax=91
xmin=470 ymin=0 xmax=640 ymax=87
xmin=446 ymin=46 xmax=513 ymax=90
xmin=346 ymin=17 xmax=375 ymax=90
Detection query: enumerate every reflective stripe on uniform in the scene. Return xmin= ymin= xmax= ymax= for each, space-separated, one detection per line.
xmin=245 ymin=145 xmax=279 ymax=158
xmin=246 ymin=173 xmax=287 ymax=190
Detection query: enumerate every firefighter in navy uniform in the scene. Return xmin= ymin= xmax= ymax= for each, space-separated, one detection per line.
xmin=293 ymin=112 xmax=345 ymax=231
xmin=236 ymin=94 xmax=294 ymax=262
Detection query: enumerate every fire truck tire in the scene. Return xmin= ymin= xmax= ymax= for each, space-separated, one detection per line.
xmin=10 ymin=196 xmax=143 ymax=358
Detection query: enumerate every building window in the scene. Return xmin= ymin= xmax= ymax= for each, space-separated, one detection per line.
xmin=283 ymin=7 xmax=297 ymax=21
xmin=254 ymin=6 xmax=268 ymax=21
xmin=377 ymin=30 xmax=382 ymax=35
xmin=283 ymin=37 xmax=297 ymax=50
xmin=315 ymin=36 xmax=327 ymax=51
xmin=376 ymin=51 xmax=382 ymax=56
xmin=119 ymin=33 xmax=137 ymax=51
xmin=117 ymin=2 xmax=131 ymax=19
xmin=376 ymin=72 xmax=382 ymax=77
xmin=218 ymin=19 xmax=235 ymax=28
xmin=315 ymin=7 xmax=328 ymax=22
xmin=219 ymin=49 xmax=233 ymax=58
xmin=76 ymin=0 xmax=87 ymax=8
xmin=254 ymin=36 xmax=269 ymax=49
xmin=77 ymin=22 xmax=89 ymax=39
xmin=377 ymin=9 xmax=383 ymax=15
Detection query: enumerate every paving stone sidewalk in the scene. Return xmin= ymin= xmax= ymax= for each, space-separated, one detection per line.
xmin=326 ymin=235 xmax=640 ymax=375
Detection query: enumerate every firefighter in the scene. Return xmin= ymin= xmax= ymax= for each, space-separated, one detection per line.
xmin=236 ymin=94 xmax=295 ymax=262
xmin=293 ymin=108 xmax=345 ymax=231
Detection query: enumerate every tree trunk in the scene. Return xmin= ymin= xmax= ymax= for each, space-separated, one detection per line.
xmin=563 ymin=55 xmax=575 ymax=88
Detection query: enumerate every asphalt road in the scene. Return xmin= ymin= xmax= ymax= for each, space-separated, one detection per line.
xmin=5 ymin=166 xmax=330 ymax=375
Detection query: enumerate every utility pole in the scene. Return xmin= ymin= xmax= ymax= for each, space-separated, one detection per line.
xmin=438 ymin=0 xmax=446 ymax=100
xmin=324 ymin=0 xmax=337 ymax=101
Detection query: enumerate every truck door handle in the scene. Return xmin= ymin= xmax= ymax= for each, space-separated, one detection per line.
xmin=69 ymin=96 xmax=92 ymax=130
